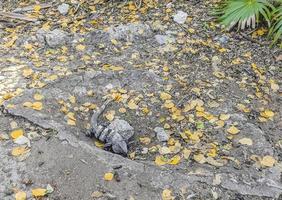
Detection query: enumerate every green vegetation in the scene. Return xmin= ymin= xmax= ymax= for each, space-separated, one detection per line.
xmin=217 ymin=0 xmax=282 ymax=45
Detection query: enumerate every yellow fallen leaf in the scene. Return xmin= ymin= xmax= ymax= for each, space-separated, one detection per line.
xmin=15 ymin=191 xmax=27 ymax=200
xmin=69 ymin=96 xmax=76 ymax=104
xmin=193 ymin=154 xmax=206 ymax=164
xmin=139 ymin=137 xmax=151 ymax=145
xmin=67 ymin=112 xmax=75 ymax=120
xmin=22 ymin=68 xmax=33 ymax=77
xmin=111 ymin=39 xmax=118 ymax=45
xmin=23 ymin=102 xmax=33 ymax=108
xmin=11 ymin=146 xmax=29 ymax=156
xmin=160 ymin=92 xmax=171 ymax=101
xmin=238 ymin=138 xmax=253 ymax=146
xmin=10 ymin=129 xmax=24 ymax=139
xmin=163 ymin=100 xmax=174 ymax=109
xmin=155 ymin=155 xmax=167 ymax=166
xmin=119 ymin=107 xmax=127 ymax=113
xmin=163 ymin=66 xmax=170 ymax=72
xmin=227 ymin=126 xmax=240 ymax=135
xmin=33 ymin=5 xmax=41 ymax=12
xmin=162 ymin=189 xmax=174 ymax=200
xmin=260 ymin=155 xmax=276 ymax=167
xmin=32 ymin=188 xmax=47 ymax=197
xmin=219 ymin=114 xmax=230 ymax=121
xmin=270 ymin=79 xmax=279 ymax=92
xmin=76 ymin=44 xmax=86 ymax=51
xmin=34 ymin=93 xmax=43 ymax=101
xmin=67 ymin=119 xmax=76 ymax=126
xmin=109 ymin=66 xmax=124 ymax=71
xmin=188 ymin=28 xmax=195 ymax=33
xmin=260 ymin=109 xmax=274 ymax=119
xmin=32 ymin=102 xmax=43 ymax=111
xmin=168 ymin=155 xmax=181 ymax=165
xmin=182 ymin=148 xmax=191 ymax=159
xmin=94 ymin=140 xmax=104 ymax=148
xmin=4 ymin=35 xmax=18 ymax=48
xmin=3 ymin=93 xmax=13 ymax=100
xmin=47 ymin=74 xmax=58 ymax=81
xmin=128 ymin=100 xmax=138 ymax=110
xmin=142 ymin=107 xmax=150 ymax=115
xmin=105 ymin=110 xmax=115 ymax=121
xmin=104 ymin=172 xmax=114 ymax=181
xmin=24 ymin=43 xmax=33 ymax=50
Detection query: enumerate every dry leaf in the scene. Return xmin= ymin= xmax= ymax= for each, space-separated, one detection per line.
xmin=91 ymin=191 xmax=103 ymax=198
xmin=227 ymin=126 xmax=240 ymax=135
xmin=105 ymin=110 xmax=115 ymax=121
xmin=34 ymin=93 xmax=43 ymax=101
xmin=32 ymin=188 xmax=47 ymax=197
xmin=155 ymin=155 xmax=167 ymax=166
xmin=104 ymin=172 xmax=114 ymax=181
xmin=260 ymin=155 xmax=276 ymax=167
xmin=119 ymin=107 xmax=127 ymax=113
xmin=182 ymin=148 xmax=191 ymax=159
xmin=67 ymin=119 xmax=76 ymax=126
xmin=32 ymin=102 xmax=43 ymax=110
xmin=11 ymin=146 xmax=29 ymax=156
xmin=260 ymin=109 xmax=274 ymax=119
xmin=33 ymin=5 xmax=41 ymax=12
xmin=139 ymin=137 xmax=151 ymax=145
xmin=15 ymin=191 xmax=27 ymax=200
xmin=162 ymin=189 xmax=174 ymax=200
xmin=22 ymin=68 xmax=33 ymax=77
xmin=69 ymin=96 xmax=76 ymax=104
xmin=193 ymin=154 xmax=206 ymax=164
xmin=160 ymin=92 xmax=171 ymax=101
xmin=219 ymin=114 xmax=230 ymax=121
xmin=76 ymin=44 xmax=86 ymax=51
xmin=94 ymin=140 xmax=104 ymax=148
xmin=238 ymin=138 xmax=253 ymax=146
xmin=168 ymin=155 xmax=181 ymax=165
xmin=128 ymin=100 xmax=138 ymax=110
xmin=10 ymin=129 xmax=24 ymax=139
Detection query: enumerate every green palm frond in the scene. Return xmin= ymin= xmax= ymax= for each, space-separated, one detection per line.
xmin=269 ymin=5 xmax=282 ymax=44
xmin=218 ymin=0 xmax=274 ymax=30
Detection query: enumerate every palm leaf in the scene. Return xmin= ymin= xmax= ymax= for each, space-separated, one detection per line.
xmin=218 ymin=0 xmax=273 ymax=30
xmin=269 ymin=5 xmax=282 ymax=44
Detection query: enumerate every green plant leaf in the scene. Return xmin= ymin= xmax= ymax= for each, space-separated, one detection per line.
xmin=217 ymin=0 xmax=274 ymax=30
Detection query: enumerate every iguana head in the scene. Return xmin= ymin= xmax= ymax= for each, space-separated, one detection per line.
xmin=112 ymin=140 xmax=128 ymax=156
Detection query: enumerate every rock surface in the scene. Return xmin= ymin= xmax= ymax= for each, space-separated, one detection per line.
xmin=173 ymin=11 xmax=188 ymax=24
xmin=154 ymin=127 xmax=169 ymax=142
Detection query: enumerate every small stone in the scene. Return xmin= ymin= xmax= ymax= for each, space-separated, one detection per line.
xmin=10 ymin=121 xmax=18 ymax=129
xmin=141 ymin=147 xmax=149 ymax=154
xmin=155 ymin=35 xmax=175 ymax=45
xmin=45 ymin=29 xmax=67 ymax=47
xmin=58 ymin=3 xmax=69 ymax=15
xmin=44 ymin=29 xmax=68 ymax=48
xmin=173 ymin=11 xmax=188 ymax=24
xmin=215 ymin=35 xmax=229 ymax=44
xmin=27 ymin=131 xmax=41 ymax=140
xmin=154 ymin=127 xmax=169 ymax=142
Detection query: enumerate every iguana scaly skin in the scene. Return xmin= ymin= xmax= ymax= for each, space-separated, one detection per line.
xmin=86 ymin=99 xmax=130 ymax=155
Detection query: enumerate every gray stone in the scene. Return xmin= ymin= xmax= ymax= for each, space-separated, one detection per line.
xmin=45 ymin=29 xmax=68 ymax=47
xmin=108 ymin=23 xmax=152 ymax=42
xmin=58 ymin=3 xmax=69 ymax=15
xmin=155 ymin=34 xmax=175 ymax=45
xmin=154 ymin=127 xmax=169 ymax=142
xmin=42 ymin=29 xmax=68 ymax=48
xmin=173 ymin=11 xmax=188 ymax=24
xmin=215 ymin=35 xmax=229 ymax=44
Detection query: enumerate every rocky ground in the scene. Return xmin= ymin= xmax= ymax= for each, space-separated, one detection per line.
xmin=0 ymin=0 xmax=281 ymax=199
